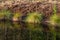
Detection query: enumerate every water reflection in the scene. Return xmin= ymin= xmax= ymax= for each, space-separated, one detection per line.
xmin=0 ymin=21 xmax=5 ymax=40
xmin=0 ymin=21 xmax=60 ymax=40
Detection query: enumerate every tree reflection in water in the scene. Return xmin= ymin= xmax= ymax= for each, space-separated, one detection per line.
xmin=0 ymin=21 xmax=60 ymax=40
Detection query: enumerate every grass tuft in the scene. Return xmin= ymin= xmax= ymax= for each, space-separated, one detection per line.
xmin=25 ymin=12 xmax=43 ymax=23
xmin=0 ymin=9 xmax=12 ymax=20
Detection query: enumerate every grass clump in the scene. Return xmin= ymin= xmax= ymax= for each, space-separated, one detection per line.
xmin=12 ymin=12 xmax=22 ymax=21
xmin=49 ymin=14 xmax=60 ymax=26
xmin=0 ymin=9 xmax=12 ymax=20
xmin=25 ymin=12 xmax=43 ymax=23
xmin=49 ymin=4 xmax=60 ymax=26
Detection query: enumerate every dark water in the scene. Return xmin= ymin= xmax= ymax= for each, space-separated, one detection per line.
xmin=0 ymin=21 xmax=60 ymax=40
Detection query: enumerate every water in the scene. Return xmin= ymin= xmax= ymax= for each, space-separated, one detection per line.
xmin=0 ymin=21 xmax=60 ymax=40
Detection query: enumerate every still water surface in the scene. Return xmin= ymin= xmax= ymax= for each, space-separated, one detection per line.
xmin=0 ymin=21 xmax=60 ymax=40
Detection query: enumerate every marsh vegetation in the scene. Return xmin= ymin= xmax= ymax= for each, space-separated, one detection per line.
xmin=0 ymin=0 xmax=60 ymax=40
